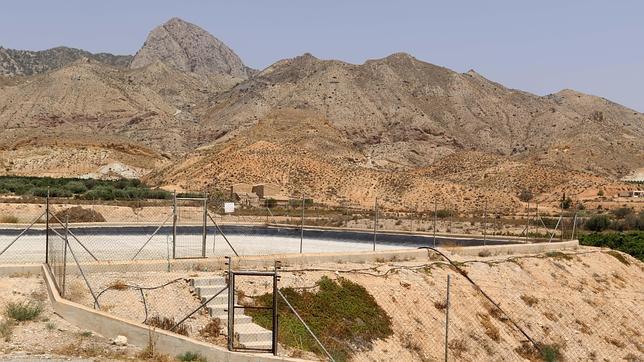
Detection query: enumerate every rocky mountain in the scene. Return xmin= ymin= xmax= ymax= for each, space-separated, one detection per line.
xmin=1 ymin=18 xmax=641 ymax=212
xmin=196 ymin=53 xmax=642 ymax=176
xmin=130 ymin=17 xmax=252 ymax=78
xmin=0 ymin=46 xmax=131 ymax=76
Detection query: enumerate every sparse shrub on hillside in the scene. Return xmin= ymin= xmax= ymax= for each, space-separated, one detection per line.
xmin=606 ymin=251 xmax=630 ymax=266
xmin=518 ymin=189 xmax=533 ymax=202
xmin=612 ymin=207 xmax=634 ymax=219
xmin=145 ymin=315 xmax=188 ymax=336
xmin=4 ymin=300 xmax=43 ymax=321
xmin=0 ymin=214 xmax=19 ymax=223
xmin=53 ymin=206 xmax=106 ymax=223
xmin=435 ymin=209 xmax=453 ymax=218
xmin=520 ymin=294 xmax=539 ymax=307
xmin=0 ymin=319 xmax=14 ymax=341
xmin=177 ymin=352 xmax=206 ymax=362
xmin=64 ymin=181 xmax=88 ymax=194
xmin=584 ymin=215 xmax=610 ymax=232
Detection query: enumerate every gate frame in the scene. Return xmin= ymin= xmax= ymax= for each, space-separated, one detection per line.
xmin=173 ymin=193 xmax=208 ymax=259
xmin=227 ymin=267 xmax=278 ymax=354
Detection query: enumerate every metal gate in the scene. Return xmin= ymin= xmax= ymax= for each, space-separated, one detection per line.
xmin=173 ymin=195 xmax=208 ymax=259
xmin=228 ymin=269 xmax=278 ymax=353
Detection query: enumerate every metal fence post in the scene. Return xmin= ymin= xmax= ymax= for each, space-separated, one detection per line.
xmin=300 ymin=195 xmax=304 ymax=254
xmin=433 ymin=200 xmax=437 ymax=248
xmin=202 ymin=191 xmax=208 ymax=258
xmin=272 ymin=260 xmax=280 ymax=355
xmin=226 ymin=256 xmax=233 ymax=350
xmin=45 ymin=189 xmax=50 ymax=264
xmin=444 ymin=274 xmax=451 ymax=362
xmin=525 ymin=200 xmax=529 ymax=243
xmin=571 ymin=211 xmax=578 ymax=241
xmin=172 ymin=191 xmax=177 ymax=259
xmin=62 ymin=215 xmax=69 ymax=297
xmin=373 ymin=197 xmax=378 ymax=251
xmin=483 ymin=200 xmax=488 ymax=245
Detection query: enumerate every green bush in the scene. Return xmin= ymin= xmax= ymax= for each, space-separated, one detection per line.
xmin=4 ymin=301 xmax=43 ymax=321
xmin=177 ymin=352 xmax=206 ymax=362
xmin=435 ymin=209 xmax=454 ymax=219
xmin=584 ymin=215 xmax=610 ymax=232
xmin=246 ymin=276 xmax=392 ymax=361
xmin=0 ymin=176 xmax=170 ymax=201
xmin=579 ymin=232 xmax=643 ymax=261
xmin=64 ymin=181 xmax=88 ymax=194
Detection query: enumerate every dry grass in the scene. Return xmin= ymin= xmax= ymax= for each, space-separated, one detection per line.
xmin=575 ymin=319 xmax=592 ymax=335
xmin=145 ymin=315 xmax=188 ymax=336
xmin=604 ymin=336 xmax=626 ymax=348
xmin=448 ymin=339 xmax=468 ymax=358
xmin=0 ymin=214 xmax=19 ymax=223
xmin=605 ymin=250 xmax=630 ymax=266
xmin=109 ymin=280 xmax=129 ymax=290
xmin=54 ymin=331 xmax=127 ymax=359
xmin=137 ymin=328 xmax=172 ymax=362
xmin=520 ymin=294 xmax=539 ymax=307
xmin=478 ymin=313 xmax=500 ymax=342
xmin=64 ymin=280 xmax=88 ymax=303
xmin=198 ymin=318 xmax=221 ymax=341
xmin=434 ymin=300 xmax=447 ymax=310
xmin=0 ymin=319 xmax=14 ymax=341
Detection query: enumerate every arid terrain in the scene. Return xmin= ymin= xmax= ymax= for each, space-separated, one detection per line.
xmin=23 ymin=247 xmax=643 ymax=361
xmin=1 ymin=17 xmax=642 ymax=214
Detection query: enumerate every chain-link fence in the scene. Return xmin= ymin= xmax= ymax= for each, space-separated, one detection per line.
xmin=1 ymin=192 xmax=595 ymax=266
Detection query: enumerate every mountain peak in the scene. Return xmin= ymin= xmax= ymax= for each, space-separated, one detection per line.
xmin=129 ymin=17 xmax=250 ymax=78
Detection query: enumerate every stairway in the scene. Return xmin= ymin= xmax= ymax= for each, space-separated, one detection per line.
xmin=191 ymin=276 xmax=273 ymax=350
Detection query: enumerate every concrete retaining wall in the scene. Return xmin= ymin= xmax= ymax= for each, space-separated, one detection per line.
xmin=41 ymin=265 xmax=302 ymax=362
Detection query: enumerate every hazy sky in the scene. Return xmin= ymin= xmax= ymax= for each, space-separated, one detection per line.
xmin=1 ymin=0 xmax=642 ymax=111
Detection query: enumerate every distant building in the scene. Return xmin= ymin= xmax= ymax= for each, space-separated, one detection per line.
xmin=231 ymin=183 xmax=253 ymax=195
xmin=619 ymin=190 xmax=644 ymax=198
xmin=234 ymin=192 xmax=260 ymax=207
xmin=252 ymin=183 xmax=281 ymax=199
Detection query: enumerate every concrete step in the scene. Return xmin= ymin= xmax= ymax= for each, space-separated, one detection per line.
xmin=208 ymin=304 xmax=245 ymax=316
xmin=235 ymin=324 xmax=273 ymax=344
xmin=212 ymin=313 xmax=253 ymax=325
xmin=191 ymin=277 xmax=226 ymax=287
xmin=200 ymin=293 xmax=236 ymax=305
xmin=237 ymin=340 xmax=273 ymax=350
xmin=196 ymin=285 xmax=228 ymax=298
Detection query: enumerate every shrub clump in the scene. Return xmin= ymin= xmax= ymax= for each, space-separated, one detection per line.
xmin=246 ymin=276 xmax=393 ymax=361
xmin=53 ymin=206 xmax=106 ymax=223
xmin=144 ymin=315 xmax=188 ymax=336
xmin=177 ymin=352 xmax=206 ymax=362
xmin=4 ymin=301 xmax=43 ymax=321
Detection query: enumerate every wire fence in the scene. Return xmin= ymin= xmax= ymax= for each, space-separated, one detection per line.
xmin=0 ymin=193 xmax=591 ymax=267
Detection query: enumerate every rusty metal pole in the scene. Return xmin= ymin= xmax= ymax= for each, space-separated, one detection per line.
xmin=444 ymin=274 xmax=451 ymax=362
xmin=373 ymin=197 xmax=378 ymax=251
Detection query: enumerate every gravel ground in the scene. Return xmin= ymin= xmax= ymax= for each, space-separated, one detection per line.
xmin=0 ymin=274 xmax=142 ymax=360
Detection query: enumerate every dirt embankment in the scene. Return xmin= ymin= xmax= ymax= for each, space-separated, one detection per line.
xmin=262 ymin=248 xmax=643 ymax=361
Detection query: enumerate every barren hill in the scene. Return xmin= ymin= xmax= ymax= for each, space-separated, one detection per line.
xmin=199 ymin=53 xmax=643 ymax=176
xmin=0 ymin=46 xmax=131 ymax=76
xmin=0 ymin=59 xmax=241 ymax=177
xmin=130 ymin=17 xmax=252 ymax=78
